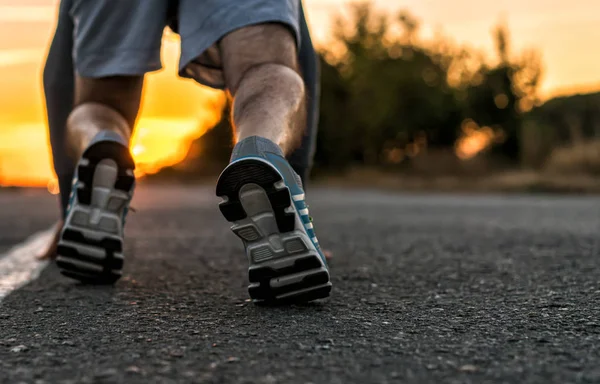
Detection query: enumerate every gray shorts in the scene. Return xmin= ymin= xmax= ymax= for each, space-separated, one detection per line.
xmin=68 ymin=0 xmax=300 ymax=89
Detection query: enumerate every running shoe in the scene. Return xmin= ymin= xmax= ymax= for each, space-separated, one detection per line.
xmin=56 ymin=131 xmax=135 ymax=284
xmin=216 ymin=136 xmax=331 ymax=304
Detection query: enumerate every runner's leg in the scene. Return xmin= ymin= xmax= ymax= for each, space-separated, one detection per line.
xmin=55 ymin=0 xmax=168 ymax=283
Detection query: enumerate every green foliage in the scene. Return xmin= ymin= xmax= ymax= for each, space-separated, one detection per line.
xmin=314 ymin=2 xmax=543 ymax=169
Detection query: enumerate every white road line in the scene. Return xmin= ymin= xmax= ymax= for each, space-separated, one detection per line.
xmin=0 ymin=225 xmax=57 ymax=302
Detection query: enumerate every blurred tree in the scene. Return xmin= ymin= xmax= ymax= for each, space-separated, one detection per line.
xmin=313 ymin=56 xmax=353 ymax=170
xmin=319 ymin=3 xmax=464 ymax=168
xmin=463 ymin=23 xmax=542 ymax=162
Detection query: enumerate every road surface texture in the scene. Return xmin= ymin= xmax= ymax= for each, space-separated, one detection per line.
xmin=1 ymin=185 xmax=599 ymax=384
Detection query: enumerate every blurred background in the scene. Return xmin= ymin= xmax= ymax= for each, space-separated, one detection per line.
xmin=1 ymin=0 xmax=600 ymax=193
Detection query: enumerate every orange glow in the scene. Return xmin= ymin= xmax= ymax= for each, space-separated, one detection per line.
xmin=0 ymin=111 xmax=226 ymax=187
xmin=455 ymin=119 xmax=502 ymax=159
xmin=2 ymin=1 xmax=600 ymax=188
xmin=494 ymin=94 xmax=509 ymax=109
xmin=0 ymin=24 xmax=227 ymax=188
xmin=130 ymin=116 xmax=222 ymax=177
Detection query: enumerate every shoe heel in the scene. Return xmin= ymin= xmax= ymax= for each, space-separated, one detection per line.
xmin=216 ymin=158 xmax=331 ymax=304
xmin=57 ymin=141 xmax=134 ymax=284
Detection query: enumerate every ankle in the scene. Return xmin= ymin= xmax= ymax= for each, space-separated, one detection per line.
xmin=231 ymin=136 xmax=285 ymax=162
xmin=66 ymin=103 xmax=131 ymax=159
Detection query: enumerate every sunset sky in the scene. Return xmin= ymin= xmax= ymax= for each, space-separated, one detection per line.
xmin=1 ymin=0 xmax=599 ymax=187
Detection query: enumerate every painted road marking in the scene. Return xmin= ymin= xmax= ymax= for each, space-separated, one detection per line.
xmin=0 ymin=226 xmax=56 ymax=302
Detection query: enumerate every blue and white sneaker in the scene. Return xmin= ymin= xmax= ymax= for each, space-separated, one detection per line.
xmin=56 ymin=131 xmax=135 ymax=284
xmin=216 ymin=136 xmax=331 ymax=304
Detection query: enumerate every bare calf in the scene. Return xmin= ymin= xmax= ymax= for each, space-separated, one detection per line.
xmin=220 ymin=24 xmax=307 ymax=155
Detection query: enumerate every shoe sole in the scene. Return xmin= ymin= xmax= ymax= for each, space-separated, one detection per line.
xmin=216 ymin=158 xmax=331 ymax=305
xmin=56 ymin=140 xmax=135 ymax=284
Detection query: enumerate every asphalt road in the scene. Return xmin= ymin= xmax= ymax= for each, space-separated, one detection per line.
xmin=1 ymin=185 xmax=599 ymax=384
